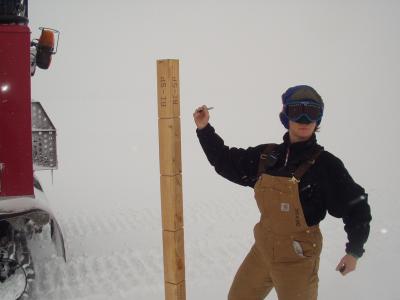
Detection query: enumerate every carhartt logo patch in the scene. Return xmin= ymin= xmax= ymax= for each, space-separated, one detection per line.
xmin=281 ymin=203 xmax=290 ymax=212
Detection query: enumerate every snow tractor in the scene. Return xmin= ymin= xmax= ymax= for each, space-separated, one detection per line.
xmin=0 ymin=0 xmax=66 ymax=298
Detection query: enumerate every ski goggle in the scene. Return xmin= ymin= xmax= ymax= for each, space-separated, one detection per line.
xmin=285 ymin=102 xmax=323 ymax=122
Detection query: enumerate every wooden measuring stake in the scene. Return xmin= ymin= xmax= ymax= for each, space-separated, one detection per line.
xmin=157 ymin=59 xmax=186 ymax=300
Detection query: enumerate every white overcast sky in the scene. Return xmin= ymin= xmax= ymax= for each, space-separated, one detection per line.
xmin=27 ymin=2 xmax=399 ymax=291
xmin=28 ymin=0 xmax=399 ymax=209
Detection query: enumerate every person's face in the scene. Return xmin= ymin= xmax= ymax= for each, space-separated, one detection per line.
xmin=288 ymin=120 xmax=316 ymax=142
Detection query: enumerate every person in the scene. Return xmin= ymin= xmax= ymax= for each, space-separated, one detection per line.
xmin=193 ymin=85 xmax=372 ymax=300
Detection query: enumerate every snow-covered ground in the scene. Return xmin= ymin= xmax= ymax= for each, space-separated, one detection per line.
xmin=20 ymin=184 xmax=396 ymax=300
xmin=2 ymin=1 xmax=399 ymax=299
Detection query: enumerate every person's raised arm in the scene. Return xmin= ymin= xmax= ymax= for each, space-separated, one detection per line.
xmin=193 ymin=105 xmax=263 ymax=187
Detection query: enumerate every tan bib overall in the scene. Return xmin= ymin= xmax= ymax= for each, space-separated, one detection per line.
xmin=228 ymin=146 xmax=323 ymax=300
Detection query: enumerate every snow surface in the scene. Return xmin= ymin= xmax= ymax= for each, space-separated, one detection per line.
xmin=21 ymin=189 xmax=395 ymax=300
xmin=0 ymin=272 xmax=26 ymax=300
xmin=2 ymin=1 xmax=399 ymax=299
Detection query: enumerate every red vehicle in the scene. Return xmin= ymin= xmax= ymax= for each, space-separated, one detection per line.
xmin=0 ymin=1 xmax=65 ymax=298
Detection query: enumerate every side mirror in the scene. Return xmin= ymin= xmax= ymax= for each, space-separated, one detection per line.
xmin=34 ymin=27 xmax=60 ymax=70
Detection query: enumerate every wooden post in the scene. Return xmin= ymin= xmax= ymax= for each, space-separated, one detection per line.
xmin=157 ymin=59 xmax=186 ymax=300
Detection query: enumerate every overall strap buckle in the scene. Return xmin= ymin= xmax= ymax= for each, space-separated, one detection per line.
xmin=289 ymin=176 xmax=300 ymax=184
xmin=292 ymin=147 xmax=324 ymax=182
xmin=257 ymin=144 xmax=278 ymax=177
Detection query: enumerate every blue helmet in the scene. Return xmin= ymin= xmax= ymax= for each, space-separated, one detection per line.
xmin=279 ymin=85 xmax=324 ymax=129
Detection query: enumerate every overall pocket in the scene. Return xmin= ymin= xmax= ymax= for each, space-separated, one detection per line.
xmin=273 ymin=230 xmax=322 ymax=263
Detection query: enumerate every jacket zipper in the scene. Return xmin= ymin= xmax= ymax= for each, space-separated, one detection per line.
xmin=284 ymin=147 xmax=290 ymax=167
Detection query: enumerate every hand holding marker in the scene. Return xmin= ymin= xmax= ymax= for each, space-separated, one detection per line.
xmin=193 ymin=105 xmax=213 ymax=130
xmin=198 ymin=106 xmax=214 ymax=112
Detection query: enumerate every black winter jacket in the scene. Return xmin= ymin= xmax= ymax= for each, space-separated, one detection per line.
xmin=196 ymin=123 xmax=371 ymax=258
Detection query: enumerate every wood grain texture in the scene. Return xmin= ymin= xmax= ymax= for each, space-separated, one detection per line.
xmin=165 ymin=280 xmax=186 ymax=300
xmin=160 ymin=174 xmax=184 ymax=231
xmin=162 ymin=229 xmax=186 ymax=284
xmin=158 ymin=118 xmax=182 ymax=176
xmin=157 ymin=59 xmax=186 ymax=300
xmin=157 ymin=59 xmax=180 ymax=119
